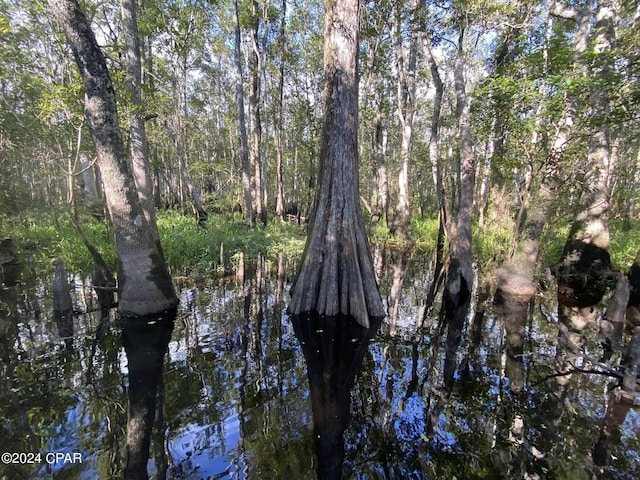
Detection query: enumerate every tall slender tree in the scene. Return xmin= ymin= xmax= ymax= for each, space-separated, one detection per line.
xmin=556 ymin=0 xmax=618 ymax=285
xmin=233 ymin=0 xmax=254 ymax=225
xmin=274 ymin=0 xmax=287 ymax=222
xmin=121 ymin=0 xmax=158 ymax=240
xmin=392 ymin=1 xmax=417 ymax=242
xmin=444 ymin=29 xmax=476 ymax=311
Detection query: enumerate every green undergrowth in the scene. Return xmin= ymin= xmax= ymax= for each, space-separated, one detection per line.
xmin=157 ymin=210 xmax=306 ymax=275
xmin=0 ymin=209 xmax=306 ymax=279
xmin=607 ymin=219 xmax=640 ymax=269
xmin=2 ymin=207 xmax=638 ymax=281
xmin=407 ymin=216 xmax=640 ymax=272
xmin=0 ymin=210 xmax=117 ymax=277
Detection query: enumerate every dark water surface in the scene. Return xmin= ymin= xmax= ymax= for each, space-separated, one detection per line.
xmin=1 ymin=255 xmax=639 ymax=479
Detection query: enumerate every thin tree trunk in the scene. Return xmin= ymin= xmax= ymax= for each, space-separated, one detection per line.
xmin=497 ymin=2 xmax=591 ymax=300
xmin=249 ymin=0 xmax=265 ymax=224
xmin=274 ymin=0 xmax=286 ymax=222
xmin=423 ymin=37 xmax=445 ymax=232
xmin=165 ymin=120 xmax=208 ymax=225
xmin=445 ymin=31 xmax=475 ymax=310
xmin=392 ymin=5 xmax=416 ymax=242
xmin=288 ymin=0 xmax=384 ymax=327
xmin=121 ymin=0 xmax=158 ymax=241
xmin=48 ymin=0 xmax=177 ymax=316
xmin=79 ymin=152 xmax=98 ymax=200
xmin=368 ymin=39 xmax=389 ymax=226
xmin=558 ymin=0 xmax=617 ymax=280
xmin=233 ymin=0 xmax=253 ymax=226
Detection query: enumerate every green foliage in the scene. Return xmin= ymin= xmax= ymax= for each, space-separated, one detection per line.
xmin=0 ymin=209 xmax=116 ymax=277
xmin=411 ymin=217 xmax=439 ymax=254
xmin=609 ymin=219 xmax=640 ymax=269
xmin=474 ymin=222 xmax=513 ymax=270
xmin=157 ymin=210 xmax=306 ymax=276
xmin=371 ymin=219 xmax=392 ymax=244
xmin=0 ymin=207 xmax=306 ymax=279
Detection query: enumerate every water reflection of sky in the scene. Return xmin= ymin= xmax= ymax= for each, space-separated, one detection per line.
xmin=2 ymin=260 xmax=640 ymax=479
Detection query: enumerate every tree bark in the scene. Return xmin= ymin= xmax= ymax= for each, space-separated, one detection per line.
xmin=48 ymin=0 xmax=177 ymax=316
xmin=121 ymin=0 xmax=158 ymax=241
xmin=445 ymin=31 xmax=475 ymax=310
xmin=274 ymin=0 xmax=287 ymax=222
xmin=392 ymin=4 xmax=417 ymax=242
xmin=288 ymin=0 xmax=384 ymax=328
xmin=165 ymin=120 xmax=208 ymax=225
xmin=79 ymin=152 xmax=98 ymax=200
xmin=554 ymin=0 xmax=616 ymax=286
xmin=599 ymin=273 xmax=630 ymax=357
xmin=248 ymin=0 xmax=265 ymax=224
xmin=422 ymin=35 xmax=446 ymax=235
xmin=368 ymin=38 xmax=389 ymax=227
xmin=233 ymin=0 xmax=254 ymax=226
xmin=497 ymin=2 xmax=591 ymax=300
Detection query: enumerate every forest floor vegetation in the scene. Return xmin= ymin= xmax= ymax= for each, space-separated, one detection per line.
xmin=2 ymin=208 xmax=639 ymax=282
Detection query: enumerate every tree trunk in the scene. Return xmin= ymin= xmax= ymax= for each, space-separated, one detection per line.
xmin=599 ymin=273 xmax=630 ymax=358
xmin=121 ymin=0 xmax=158 ymax=241
xmin=368 ymin=40 xmax=389 ymax=226
xmin=445 ymin=32 xmax=475 ymax=310
xmin=392 ymin=5 xmax=416 ymax=242
xmin=554 ymin=0 xmax=616 ymax=286
xmin=422 ymin=35 xmax=446 ymax=235
xmin=79 ymin=152 xmax=98 ymax=199
xmin=274 ymin=0 xmax=286 ymax=222
xmin=249 ymin=0 xmax=265 ymax=224
xmin=497 ymin=2 xmax=591 ymax=300
xmin=165 ymin=120 xmax=208 ymax=225
xmin=48 ymin=0 xmax=177 ymax=316
xmin=288 ymin=0 xmax=385 ymax=328
xmin=233 ymin=0 xmax=253 ymax=226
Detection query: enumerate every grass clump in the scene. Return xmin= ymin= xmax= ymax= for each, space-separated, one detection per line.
xmin=411 ymin=217 xmax=439 ymax=254
xmin=157 ymin=210 xmax=306 ymax=276
xmin=609 ymin=219 xmax=640 ymax=269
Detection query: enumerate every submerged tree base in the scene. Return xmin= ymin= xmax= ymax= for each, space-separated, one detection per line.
xmin=287 ymin=211 xmax=385 ymax=328
xmin=287 ymin=0 xmax=383 ymax=328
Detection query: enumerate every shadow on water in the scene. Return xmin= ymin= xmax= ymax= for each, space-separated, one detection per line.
xmin=292 ymin=313 xmax=382 ymax=480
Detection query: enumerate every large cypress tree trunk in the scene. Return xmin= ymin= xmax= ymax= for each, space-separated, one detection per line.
xmin=288 ymin=0 xmax=384 ymax=328
xmin=48 ymin=0 xmax=178 ymax=316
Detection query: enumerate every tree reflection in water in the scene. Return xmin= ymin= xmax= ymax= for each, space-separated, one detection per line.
xmin=292 ymin=313 xmax=382 ymax=480
xmin=3 ymin=255 xmax=640 ymax=479
xmin=123 ymin=309 xmax=175 ymax=480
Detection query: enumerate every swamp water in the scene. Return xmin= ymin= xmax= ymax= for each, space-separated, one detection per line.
xmin=1 ymin=255 xmax=639 ymax=479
